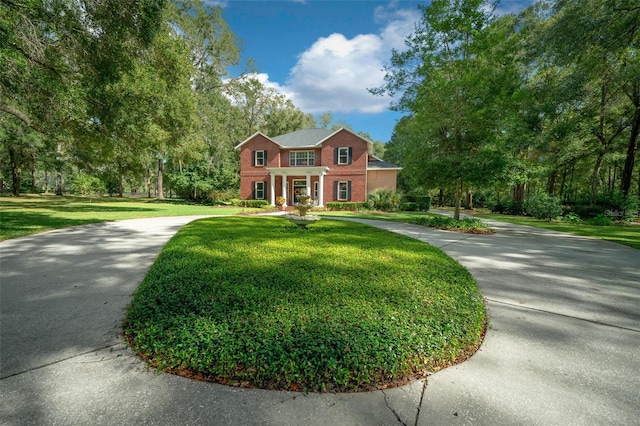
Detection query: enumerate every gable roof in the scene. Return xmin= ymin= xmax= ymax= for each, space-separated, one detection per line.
xmin=234 ymin=131 xmax=278 ymax=150
xmin=235 ymin=127 xmax=374 ymax=150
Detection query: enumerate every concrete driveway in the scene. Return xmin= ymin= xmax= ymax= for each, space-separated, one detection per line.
xmin=1 ymin=216 xmax=639 ymax=425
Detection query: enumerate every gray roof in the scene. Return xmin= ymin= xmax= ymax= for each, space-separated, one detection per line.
xmin=368 ymin=157 xmax=402 ymax=170
xmin=271 ymin=128 xmax=335 ymax=148
xmin=235 ymin=127 xmax=376 ymax=150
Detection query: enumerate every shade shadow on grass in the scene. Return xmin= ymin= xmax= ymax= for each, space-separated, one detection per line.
xmin=0 ymin=211 xmax=106 ymax=241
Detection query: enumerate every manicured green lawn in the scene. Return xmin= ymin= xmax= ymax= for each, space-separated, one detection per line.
xmin=319 ymin=209 xmax=639 ymax=250
xmin=125 ymin=216 xmax=486 ymax=392
xmin=475 ymin=213 xmax=640 ymax=250
xmin=0 ymin=194 xmax=259 ymax=241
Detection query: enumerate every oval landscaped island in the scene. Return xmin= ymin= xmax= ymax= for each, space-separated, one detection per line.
xmin=125 ymin=216 xmax=486 ymax=392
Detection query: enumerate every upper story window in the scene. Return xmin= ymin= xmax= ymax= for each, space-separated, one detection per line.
xmin=336 ymin=147 xmax=352 ymax=165
xmin=254 ymin=150 xmax=266 ymax=166
xmin=289 ymin=150 xmax=315 ymax=167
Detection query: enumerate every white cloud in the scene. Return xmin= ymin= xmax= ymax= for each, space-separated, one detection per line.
xmin=257 ymin=4 xmax=420 ymax=115
xmin=250 ymin=72 xmax=296 ymax=99
xmin=286 ymin=33 xmax=388 ymax=113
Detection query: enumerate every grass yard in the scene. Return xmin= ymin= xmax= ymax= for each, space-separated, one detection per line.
xmin=125 ymin=216 xmax=486 ymax=392
xmin=475 ymin=213 xmax=640 ymax=250
xmin=319 ymin=209 xmax=638 ymax=250
xmin=0 ymin=194 xmax=260 ymax=241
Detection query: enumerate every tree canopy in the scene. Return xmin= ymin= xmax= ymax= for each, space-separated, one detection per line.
xmin=375 ymin=0 xmax=640 ymax=216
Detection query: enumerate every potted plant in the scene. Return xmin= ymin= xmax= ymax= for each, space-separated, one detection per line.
xmin=276 ymin=196 xmax=286 ymax=210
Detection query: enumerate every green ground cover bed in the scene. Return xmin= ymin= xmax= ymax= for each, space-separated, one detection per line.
xmin=410 ymin=216 xmax=493 ymax=234
xmin=0 ymin=194 xmax=257 ymax=241
xmin=125 ymin=216 xmax=486 ymax=392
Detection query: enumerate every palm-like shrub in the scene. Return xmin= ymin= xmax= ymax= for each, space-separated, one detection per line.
xmin=366 ymin=189 xmax=402 ymax=211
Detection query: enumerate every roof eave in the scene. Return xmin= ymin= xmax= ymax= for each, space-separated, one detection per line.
xmin=234 ymin=131 xmax=281 ymax=150
xmin=315 ymin=127 xmax=375 ymax=148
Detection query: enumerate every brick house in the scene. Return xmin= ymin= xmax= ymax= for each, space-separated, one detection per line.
xmin=235 ymin=128 xmax=401 ymax=207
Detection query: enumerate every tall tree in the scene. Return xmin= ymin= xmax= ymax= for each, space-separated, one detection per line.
xmin=226 ymin=76 xmax=311 ymax=137
xmin=544 ymin=0 xmax=640 ymax=196
xmin=1 ymin=0 xmax=167 ymax=195
xmin=373 ymin=0 xmax=518 ymax=219
xmin=163 ymin=0 xmax=245 ymax=200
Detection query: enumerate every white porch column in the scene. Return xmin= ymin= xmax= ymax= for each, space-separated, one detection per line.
xmin=306 ymin=173 xmax=311 ymax=198
xmin=270 ymin=173 xmax=275 ymax=206
xmin=281 ymin=174 xmax=287 ymax=206
xmin=318 ymin=172 xmax=325 ymax=207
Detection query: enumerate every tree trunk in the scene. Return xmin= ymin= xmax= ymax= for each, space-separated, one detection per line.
xmin=512 ymin=183 xmax=526 ymax=202
xmin=146 ymin=168 xmax=151 ymax=197
xmin=44 ymin=170 xmax=49 ymax=193
xmin=590 ymin=148 xmax=606 ymax=205
xmin=621 ymin=105 xmax=640 ymax=195
xmin=568 ymin=165 xmax=575 ymax=202
xmin=118 ymin=172 xmax=124 ymax=197
xmin=157 ymin=158 xmax=164 ymax=200
xmin=465 ymin=188 xmax=473 ymax=210
xmin=559 ymin=166 xmax=567 ymax=199
xmin=548 ymin=169 xmax=558 ymax=195
xmin=438 ymin=188 xmax=444 ymax=207
xmin=8 ymin=145 xmax=21 ymax=196
xmin=30 ymin=159 xmax=36 ymax=193
xmin=56 ymin=171 xmax=63 ymax=195
xmin=453 ymin=178 xmax=462 ymax=220
xmin=637 ymin=159 xmax=640 ymax=197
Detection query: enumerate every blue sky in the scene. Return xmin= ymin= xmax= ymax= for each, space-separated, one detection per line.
xmin=219 ymin=0 xmax=535 ymax=142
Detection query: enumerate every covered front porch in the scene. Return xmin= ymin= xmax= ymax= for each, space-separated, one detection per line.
xmin=266 ymin=166 xmax=329 ymax=207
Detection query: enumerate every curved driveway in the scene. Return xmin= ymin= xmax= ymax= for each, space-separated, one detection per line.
xmin=1 ymin=216 xmax=639 ymax=425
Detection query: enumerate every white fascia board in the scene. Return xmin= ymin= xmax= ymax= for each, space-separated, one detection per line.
xmin=315 ymin=127 xmax=374 ymax=149
xmin=234 ymin=131 xmax=281 ymax=150
xmin=367 ymin=166 xmax=403 ymax=171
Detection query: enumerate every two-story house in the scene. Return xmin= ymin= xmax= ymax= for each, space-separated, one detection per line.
xmin=235 ymin=128 xmax=401 ymax=207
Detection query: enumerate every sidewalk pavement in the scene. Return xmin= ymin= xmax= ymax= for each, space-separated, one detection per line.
xmin=1 ymin=215 xmax=639 ymax=425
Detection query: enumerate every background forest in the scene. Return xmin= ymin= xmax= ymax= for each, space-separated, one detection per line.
xmin=1 ymin=0 xmax=639 ymax=220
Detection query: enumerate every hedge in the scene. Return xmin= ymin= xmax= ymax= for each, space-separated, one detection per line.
xmin=326 ymin=202 xmax=368 ymax=211
xmin=404 ymin=195 xmax=431 ymax=211
xmin=231 ymin=199 xmax=270 ymax=208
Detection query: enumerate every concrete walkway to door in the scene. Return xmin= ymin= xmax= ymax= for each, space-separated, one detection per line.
xmin=1 ymin=215 xmax=639 ymax=425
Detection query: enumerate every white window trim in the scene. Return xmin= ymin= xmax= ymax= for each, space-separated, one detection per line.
xmin=337 ymin=147 xmax=349 ymax=165
xmin=289 ymin=150 xmax=315 ymax=167
xmin=337 ymin=181 xmax=349 ymax=201
xmin=255 ymin=150 xmax=266 ymax=166
xmin=255 ymin=181 xmax=265 ymax=199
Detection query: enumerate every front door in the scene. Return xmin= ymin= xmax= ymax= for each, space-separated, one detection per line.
xmin=292 ymin=179 xmax=307 ymax=205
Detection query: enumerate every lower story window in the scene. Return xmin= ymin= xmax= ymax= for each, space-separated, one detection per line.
xmin=337 ymin=181 xmax=349 ymax=201
xmin=255 ymin=181 xmax=265 ymax=199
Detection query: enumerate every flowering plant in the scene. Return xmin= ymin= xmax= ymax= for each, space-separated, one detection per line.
xmin=275 ymin=196 xmax=286 ymax=206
